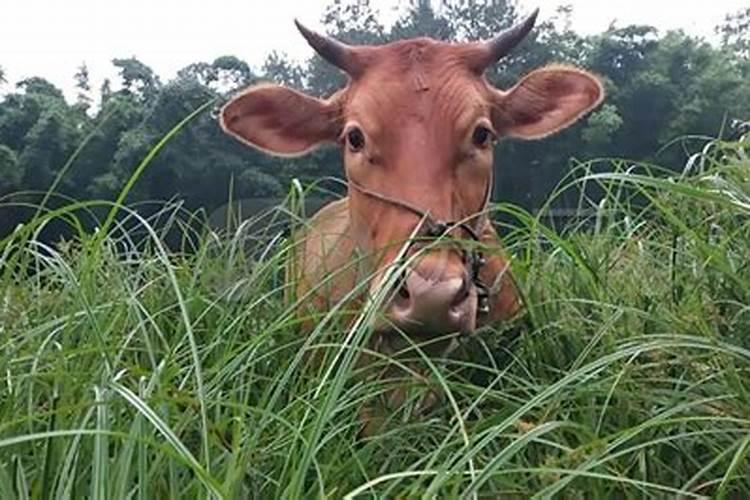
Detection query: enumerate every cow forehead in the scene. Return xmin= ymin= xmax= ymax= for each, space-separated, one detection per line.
xmin=339 ymin=44 xmax=493 ymax=224
xmin=342 ymin=40 xmax=491 ymax=133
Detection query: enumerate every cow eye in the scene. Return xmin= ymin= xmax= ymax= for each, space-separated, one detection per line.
xmin=346 ymin=127 xmax=365 ymax=152
xmin=472 ymin=125 xmax=495 ymax=148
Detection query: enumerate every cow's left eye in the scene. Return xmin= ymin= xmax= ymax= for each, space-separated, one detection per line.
xmin=472 ymin=125 xmax=495 ymax=148
xmin=346 ymin=127 xmax=366 ymax=152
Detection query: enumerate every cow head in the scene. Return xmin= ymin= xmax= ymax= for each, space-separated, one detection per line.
xmin=220 ymin=10 xmax=603 ymax=337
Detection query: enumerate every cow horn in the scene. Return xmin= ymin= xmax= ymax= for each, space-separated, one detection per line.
xmin=294 ymin=19 xmax=364 ymax=77
xmin=475 ymin=8 xmax=539 ymax=70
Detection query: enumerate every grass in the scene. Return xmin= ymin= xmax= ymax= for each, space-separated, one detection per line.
xmin=1 ymin=115 xmax=749 ymax=498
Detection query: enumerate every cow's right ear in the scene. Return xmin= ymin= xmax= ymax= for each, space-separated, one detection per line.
xmin=220 ymin=84 xmax=342 ymax=157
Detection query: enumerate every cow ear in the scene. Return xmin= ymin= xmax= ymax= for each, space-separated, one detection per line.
xmin=491 ymin=66 xmax=603 ymax=140
xmin=220 ymin=84 xmax=342 ymax=157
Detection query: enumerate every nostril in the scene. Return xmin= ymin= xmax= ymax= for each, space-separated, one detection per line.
xmin=451 ymin=277 xmax=471 ymax=306
xmin=392 ymin=271 xmax=416 ymax=312
xmin=397 ymin=282 xmax=410 ymax=301
xmin=392 ymin=281 xmax=412 ymax=313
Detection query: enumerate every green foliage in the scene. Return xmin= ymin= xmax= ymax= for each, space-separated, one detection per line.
xmin=0 ymin=144 xmax=20 ymax=191
xmin=235 ymin=167 xmax=283 ymax=197
xmin=581 ymin=104 xmax=623 ymax=151
xmin=16 ymin=77 xmax=66 ymax=99
xmin=73 ymin=63 xmax=93 ymax=114
xmin=112 ymin=57 xmax=161 ymax=102
xmin=0 ymin=0 xmax=749 ymax=238
xmin=391 ymin=0 xmax=454 ymax=40
xmin=0 ymin=124 xmax=748 ymax=496
xmin=262 ymin=51 xmax=304 ymax=88
xmin=718 ymin=6 xmax=750 ymax=60
xmin=17 ymin=101 xmax=80 ymax=190
xmin=1 ymin=2 xmax=749 ymax=496
xmin=177 ymin=56 xmax=253 ymax=90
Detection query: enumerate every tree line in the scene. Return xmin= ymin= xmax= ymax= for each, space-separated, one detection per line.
xmin=1 ymin=1 xmax=748 ymax=238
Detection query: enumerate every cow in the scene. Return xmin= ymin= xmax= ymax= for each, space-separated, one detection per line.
xmin=219 ymin=9 xmax=603 ymax=431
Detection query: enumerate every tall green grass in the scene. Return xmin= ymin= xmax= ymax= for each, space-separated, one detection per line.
xmin=1 ymin=115 xmax=748 ymax=498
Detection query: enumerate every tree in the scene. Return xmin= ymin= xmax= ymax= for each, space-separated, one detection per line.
xmin=391 ymin=0 xmax=453 ymax=40
xmin=212 ymin=56 xmax=253 ymax=90
xmin=0 ymin=144 xmax=21 ymax=194
xmin=71 ymin=94 xmax=144 ymax=198
xmin=321 ymin=0 xmax=385 ymax=43
xmin=586 ymin=28 xmax=750 ymax=166
xmin=2 ymin=0 xmax=750 ymax=240
xmin=177 ymin=62 xmax=217 ymax=87
xmin=0 ymin=78 xmax=68 ymax=153
xmin=178 ymin=56 xmax=253 ymax=92
xmin=112 ymin=57 xmax=160 ymax=103
xmin=100 ymin=78 xmax=113 ymax=106
xmin=581 ymin=104 xmax=624 ymax=153
xmin=262 ymin=52 xmax=304 ymax=88
xmin=442 ymin=0 xmax=519 ymax=41
xmin=17 ymin=103 xmax=79 ymax=190
xmin=718 ymin=7 xmax=750 ymax=60
xmin=588 ymin=25 xmax=658 ymax=85
xmin=16 ymin=77 xmax=66 ymax=100
xmin=74 ymin=63 xmax=93 ymax=113
xmin=440 ymin=1 xmax=556 ymax=87
xmin=308 ymin=0 xmax=387 ymax=95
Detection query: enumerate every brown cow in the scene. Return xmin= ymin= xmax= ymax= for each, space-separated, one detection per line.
xmin=220 ymin=10 xmax=603 ymax=430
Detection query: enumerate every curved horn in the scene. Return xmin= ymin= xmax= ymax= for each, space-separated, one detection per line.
xmin=294 ymin=19 xmax=364 ymax=76
xmin=473 ymin=8 xmax=539 ymax=71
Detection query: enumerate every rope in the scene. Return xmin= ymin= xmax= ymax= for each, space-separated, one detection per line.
xmin=346 ymin=169 xmax=495 ymax=317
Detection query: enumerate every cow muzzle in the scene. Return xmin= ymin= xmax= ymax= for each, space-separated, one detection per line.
xmin=386 ymin=260 xmax=478 ymax=336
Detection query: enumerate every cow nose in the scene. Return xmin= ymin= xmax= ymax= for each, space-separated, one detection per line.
xmin=389 ymin=270 xmax=476 ymax=335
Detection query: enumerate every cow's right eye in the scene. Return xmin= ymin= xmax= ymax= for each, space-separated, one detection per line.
xmin=347 ymin=127 xmax=366 ymax=152
xmin=472 ymin=125 xmax=495 ymax=148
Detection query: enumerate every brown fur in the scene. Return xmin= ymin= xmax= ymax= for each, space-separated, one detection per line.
xmin=220 ymin=32 xmax=604 ymax=434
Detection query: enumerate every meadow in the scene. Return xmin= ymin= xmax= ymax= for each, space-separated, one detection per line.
xmin=1 ymin=129 xmax=749 ymax=498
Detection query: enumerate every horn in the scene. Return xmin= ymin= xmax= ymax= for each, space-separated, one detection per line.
xmin=294 ymin=19 xmax=363 ymax=76
xmin=474 ymin=8 xmax=539 ymax=70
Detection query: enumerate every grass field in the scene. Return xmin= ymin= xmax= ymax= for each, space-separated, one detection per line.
xmin=1 ymin=133 xmax=749 ymax=498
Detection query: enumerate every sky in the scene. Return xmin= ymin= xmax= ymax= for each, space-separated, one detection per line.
xmin=1 ymin=0 xmax=746 ymax=102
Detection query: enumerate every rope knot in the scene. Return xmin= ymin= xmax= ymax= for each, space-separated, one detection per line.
xmin=425 ymin=221 xmax=449 ymax=238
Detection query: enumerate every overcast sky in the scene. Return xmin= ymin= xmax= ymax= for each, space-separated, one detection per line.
xmin=1 ymin=0 xmax=746 ymax=101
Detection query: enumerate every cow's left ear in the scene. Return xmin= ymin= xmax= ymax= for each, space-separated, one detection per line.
xmin=491 ymin=66 xmax=603 ymax=140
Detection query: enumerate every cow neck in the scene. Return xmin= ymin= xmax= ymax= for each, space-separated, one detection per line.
xmin=346 ymin=169 xmax=494 ymax=317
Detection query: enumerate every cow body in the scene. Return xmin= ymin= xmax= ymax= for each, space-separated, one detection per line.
xmin=219 ymin=10 xmax=603 ymax=432
xmin=292 ymin=196 xmax=522 ymax=334
xmin=290 ymin=195 xmax=523 ymax=433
